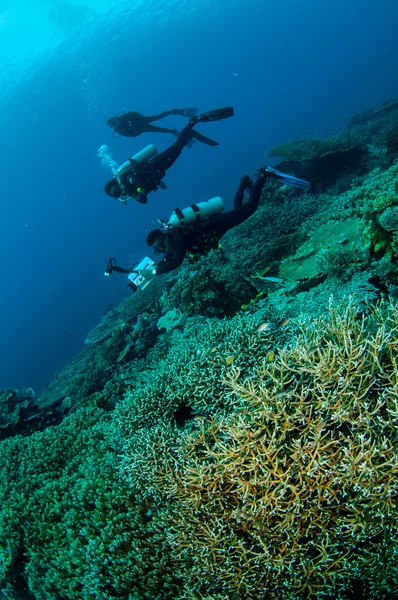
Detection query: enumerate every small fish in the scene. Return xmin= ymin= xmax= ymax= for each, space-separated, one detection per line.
xmin=225 ymin=355 xmax=235 ymax=365
xmin=211 ymin=346 xmax=218 ymax=353
xmin=274 ymin=390 xmax=289 ymax=399
xmin=266 ymin=351 xmax=275 ymax=362
xmin=256 ymin=322 xmax=270 ymax=333
xmin=260 ymin=276 xmax=284 ymax=283
xmin=277 ymin=318 xmax=290 ymax=328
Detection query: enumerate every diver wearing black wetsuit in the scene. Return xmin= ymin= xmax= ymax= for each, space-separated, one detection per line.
xmin=104 ymin=107 xmax=234 ymax=204
xmin=107 ymin=108 xmax=198 ymax=138
xmin=145 ymin=167 xmax=310 ymax=275
xmin=146 ymin=173 xmax=268 ymax=275
xmin=107 ymin=166 xmax=310 ymax=282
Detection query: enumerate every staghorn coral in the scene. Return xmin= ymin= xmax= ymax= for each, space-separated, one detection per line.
xmin=114 ymin=311 xmax=293 ymax=438
xmin=118 ymin=298 xmax=398 ymax=599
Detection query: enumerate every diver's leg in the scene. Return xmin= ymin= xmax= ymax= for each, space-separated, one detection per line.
xmin=246 ymin=173 xmax=266 ymax=212
xmin=211 ymin=209 xmax=250 ymax=239
xmin=145 ymin=124 xmax=179 ymax=136
xmin=211 ymin=175 xmax=265 ymax=238
xmin=233 ymin=178 xmax=249 ymax=209
xmin=147 ymin=109 xmax=184 ymax=122
xmin=232 ymin=175 xmax=255 ymax=208
xmin=151 ymin=121 xmax=196 ymax=171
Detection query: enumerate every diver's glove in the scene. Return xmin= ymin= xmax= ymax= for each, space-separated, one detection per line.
xmin=257 ymin=166 xmax=310 ymax=189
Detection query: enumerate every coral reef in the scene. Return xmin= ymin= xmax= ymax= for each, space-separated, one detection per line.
xmin=117 ymin=299 xmax=398 ymax=599
xmin=0 ymin=407 xmax=180 ymax=600
xmin=2 ymin=99 xmax=398 ymax=599
xmin=265 ymin=136 xmax=351 ymax=162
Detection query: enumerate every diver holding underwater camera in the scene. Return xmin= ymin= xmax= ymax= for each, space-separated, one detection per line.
xmin=105 ymin=166 xmax=310 ymax=290
xmin=104 ymin=107 xmax=234 ymax=205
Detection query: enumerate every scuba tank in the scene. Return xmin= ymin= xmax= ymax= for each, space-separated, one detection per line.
xmin=117 ymin=144 xmax=158 ymax=178
xmin=168 ymin=196 xmax=224 ymax=227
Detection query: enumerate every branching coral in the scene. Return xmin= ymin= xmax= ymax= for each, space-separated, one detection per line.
xmin=0 ymin=407 xmax=179 ymax=600
xmin=114 ymin=311 xmax=293 ymax=438
xmin=119 ymin=298 xmax=398 ymax=599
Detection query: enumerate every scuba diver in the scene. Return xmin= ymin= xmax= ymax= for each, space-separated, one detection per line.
xmin=141 ymin=167 xmax=310 ymax=276
xmin=107 ymin=107 xmax=199 ymax=138
xmin=104 ymin=107 xmax=234 ymax=205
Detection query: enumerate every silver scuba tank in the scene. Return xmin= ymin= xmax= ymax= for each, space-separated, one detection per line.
xmin=168 ymin=197 xmax=224 ymax=227
xmin=117 ymin=144 xmax=158 ymax=178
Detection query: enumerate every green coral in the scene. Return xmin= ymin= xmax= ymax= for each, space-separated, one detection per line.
xmin=379 ymin=206 xmax=398 ymax=232
xmin=316 ymin=242 xmax=369 ymax=281
xmin=371 ymin=191 xmax=398 ymax=212
xmin=0 ymin=407 xmax=177 ymax=599
xmin=5 ymin=100 xmax=398 ymax=600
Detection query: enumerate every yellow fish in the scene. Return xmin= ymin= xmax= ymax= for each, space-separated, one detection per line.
xmin=256 ymin=322 xmax=270 ymax=333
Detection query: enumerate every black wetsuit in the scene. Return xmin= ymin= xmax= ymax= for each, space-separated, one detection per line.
xmin=118 ymin=119 xmax=215 ymax=204
xmin=110 ymin=109 xmax=185 ymax=137
xmin=155 ymin=175 xmax=265 ymax=275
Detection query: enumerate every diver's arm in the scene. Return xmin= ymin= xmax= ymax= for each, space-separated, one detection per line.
xmin=155 ymin=237 xmax=186 ymax=275
xmin=112 ymin=265 xmax=131 ymax=274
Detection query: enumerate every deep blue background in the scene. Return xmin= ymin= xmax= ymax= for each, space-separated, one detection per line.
xmin=1 ymin=0 xmax=397 ymax=393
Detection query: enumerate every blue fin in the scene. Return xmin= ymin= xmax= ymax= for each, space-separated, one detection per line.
xmin=266 ymin=167 xmax=310 ymax=189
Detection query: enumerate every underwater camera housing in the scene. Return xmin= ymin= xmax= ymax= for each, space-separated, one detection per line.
xmin=128 ymin=256 xmax=156 ymax=290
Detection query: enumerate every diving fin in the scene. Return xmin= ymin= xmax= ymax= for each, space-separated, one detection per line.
xmin=265 ymin=167 xmax=310 ymax=189
xmin=197 ymin=106 xmax=234 ymax=123
xmin=191 ymin=130 xmax=219 ymax=146
xmin=182 ymin=107 xmax=198 ymax=118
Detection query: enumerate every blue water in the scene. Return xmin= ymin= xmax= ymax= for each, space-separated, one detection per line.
xmin=1 ymin=0 xmax=397 ymax=393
